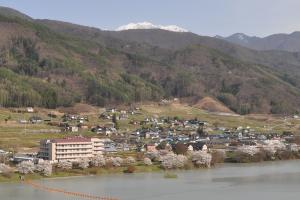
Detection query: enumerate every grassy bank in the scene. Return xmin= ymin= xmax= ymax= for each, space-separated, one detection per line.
xmin=2 ymin=157 xmax=300 ymax=183
xmin=0 ymin=164 xmax=162 ymax=183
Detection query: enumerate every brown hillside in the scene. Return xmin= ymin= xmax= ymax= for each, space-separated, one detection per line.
xmin=193 ymin=97 xmax=234 ymax=113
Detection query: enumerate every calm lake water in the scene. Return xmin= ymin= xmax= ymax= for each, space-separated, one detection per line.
xmin=1 ymin=160 xmax=300 ymax=200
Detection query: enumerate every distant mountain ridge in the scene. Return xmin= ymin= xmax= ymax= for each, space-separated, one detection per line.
xmin=221 ymin=32 xmax=300 ymax=52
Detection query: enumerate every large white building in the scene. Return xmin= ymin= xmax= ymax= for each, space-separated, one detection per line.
xmin=39 ymin=136 xmax=106 ymax=161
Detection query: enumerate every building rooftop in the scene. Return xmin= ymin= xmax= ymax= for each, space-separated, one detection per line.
xmin=51 ymin=136 xmax=91 ymax=143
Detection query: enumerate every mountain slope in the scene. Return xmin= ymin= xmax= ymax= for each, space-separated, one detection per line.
xmin=1 ymin=8 xmax=300 ymax=114
xmin=41 ymin=20 xmax=300 ymax=90
xmin=0 ymin=6 xmax=32 ymax=21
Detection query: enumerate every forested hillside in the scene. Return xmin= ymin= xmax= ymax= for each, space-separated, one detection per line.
xmin=1 ymin=7 xmax=300 ymax=114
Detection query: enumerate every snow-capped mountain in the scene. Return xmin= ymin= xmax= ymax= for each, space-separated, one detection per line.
xmin=219 ymin=32 xmax=300 ymax=52
xmin=227 ymin=33 xmax=251 ymax=44
xmin=116 ymin=22 xmax=188 ymax=32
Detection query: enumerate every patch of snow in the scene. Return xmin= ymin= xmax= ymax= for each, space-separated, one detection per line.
xmin=116 ymin=21 xmax=188 ymax=32
xmin=234 ymin=33 xmax=249 ymax=43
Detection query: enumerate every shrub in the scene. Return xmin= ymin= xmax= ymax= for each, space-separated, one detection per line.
xmin=293 ymin=136 xmax=300 ymax=145
xmin=136 ymin=152 xmax=144 ymax=161
xmin=232 ymin=152 xmax=252 ymax=163
xmin=143 ymin=157 xmax=152 ymax=166
xmin=105 ymin=157 xmax=114 ymax=168
xmin=124 ymin=165 xmax=136 ymax=173
xmin=252 ymin=150 xmax=268 ymax=162
xmin=231 ymin=150 xmax=267 ymax=163
xmin=0 ymin=163 xmax=13 ymax=178
xmin=211 ymin=150 xmax=225 ymax=165
xmin=89 ymin=168 xmax=98 ymax=175
xmin=125 ymin=156 xmax=136 ymax=165
xmin=145 ymin=151 xmax=160 ymax=162
xmin=276 ymin=150 xmax=295 ymax=160
xmin=183 ymin=161 xmax=193 ymax=170
xmin=174 ymin=143 xmax=188 ymax=155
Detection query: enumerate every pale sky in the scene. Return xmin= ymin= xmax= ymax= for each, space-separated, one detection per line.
xmin=0 ymin=0 xmax=299 ymax=37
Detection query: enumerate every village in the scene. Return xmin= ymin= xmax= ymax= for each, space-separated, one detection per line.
xmin=1 ymin=101 xmax=300 ymax=179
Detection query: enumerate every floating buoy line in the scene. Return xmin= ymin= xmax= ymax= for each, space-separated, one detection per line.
xmin=24 ymin=180 xmax=119 ymax=200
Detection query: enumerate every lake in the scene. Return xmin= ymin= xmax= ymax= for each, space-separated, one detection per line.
xmin=1 ymin=160 xmax=300 ymax=200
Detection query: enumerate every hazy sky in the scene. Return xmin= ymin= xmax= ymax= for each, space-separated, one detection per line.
xmin=1 ymin=0 xmax=300 ymax=37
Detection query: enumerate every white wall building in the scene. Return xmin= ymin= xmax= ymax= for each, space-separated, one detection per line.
xmin=39 ymin=137 xmax=106 ymax=161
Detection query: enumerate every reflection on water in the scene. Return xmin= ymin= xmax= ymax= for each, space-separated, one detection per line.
xmin=1 ymin=160 xmax=300 ymax=200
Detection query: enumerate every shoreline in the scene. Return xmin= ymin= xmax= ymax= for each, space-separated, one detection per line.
xmin=1 ymin=159 xmax=299 ymax=184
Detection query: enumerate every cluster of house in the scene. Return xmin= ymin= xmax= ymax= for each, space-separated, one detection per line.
xmin=99 ymin=107 xmax=142 ymax=120
xmin=8 ymin=106 xmax=300 ymax=163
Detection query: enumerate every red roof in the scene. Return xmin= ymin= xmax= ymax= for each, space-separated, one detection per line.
xmin=52 ymin=137 xmax=91 ymax=143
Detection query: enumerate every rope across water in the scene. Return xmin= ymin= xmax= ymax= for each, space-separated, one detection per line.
xmin=24 ymin=180 xmax=119 ymax=200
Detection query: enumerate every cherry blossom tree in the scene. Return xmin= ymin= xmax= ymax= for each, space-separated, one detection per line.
xmin=57 ymin=160 xmax=73 ymax=170
xmin=161 ymin=153 xmax=188 ymax=169
xmin=106 ymin=157 xmax=124 ymax=167
xmin=262 ymin=140 xmax=286 ymax=155
xmin=90 ymin=155 xmax=106 ymax=167
xmin=191 ymin=151 xmax=212 ymax=168
xmin=17 ymin=161 xmax=35 ymax=174
xmin=35 ymin=161 xmax=53 ymax=176
xmin=0 ymin=163 xmax=12 ymax=174
xmin=78 ymin=158 xmax=90 ymax=169
xmin=237 ymin=145 xmax=259 ymax=156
